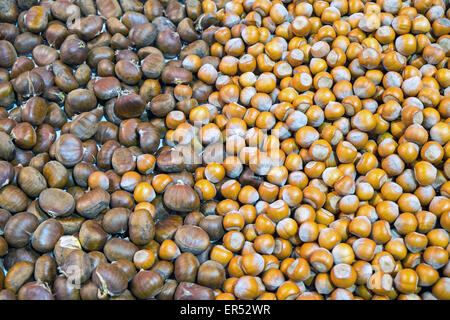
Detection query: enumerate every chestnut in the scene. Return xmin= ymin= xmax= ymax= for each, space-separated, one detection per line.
xmin=174 ymin=282 xmax=215 ymax=300
xmin=4 ymin=261 xmax=34 ymax=293
xmin=130 ymin=269 xmax=164 ymax=299
xmin=103 ymin=237 xmax=138 ymax=262
xmin=0 ymin=289 xmax=17 ymax=300
xmin=31 ymin=218 xmax=64 ymax=253
xmin=38 ymin=188 xmax=75 ymax=218
xmin=92 ymin=263 xmax=129 ymax=297
xmin=17 ymin=281 xmax=53 ymax=300
xmin=163 ymin=181 xmax=200 ymax=212
xmin=54 ymin=134 xmax=84 ymax=167
xmin=60 ymin=249 xmax=92 ymax=284
xmin=4 ymin=212 xmax=38 ymax=247
xmin=197 ymin=260 xmax=226 ymax=289
xmin=174 ymin=225 xmax=210 ymax=255
xmin=174 ymin=252 xmax=200 ymax=283
xmin=17 ymin=166 xmax=47 ymax=198
xmin=155 ymin=214 xmax=183 ymax=243
xmin=78 ymin=220 xmax=108 ymax=252
xmin=34 ymin=254 xmax=57 ymax=283
xmin=75 ymin=188 xmax=111 ymax=219
xmin=114 ymin=93 xmax=146 ymax=119
xmin=102 ymin=207 xmax=131 ymax=234
xmin=53 ymin=276 xmax=81 ymax=300
xmin=0 ymin=161 xmax=15 ymax=188
xmin=128 ymin=209 xmax=155 ymax=246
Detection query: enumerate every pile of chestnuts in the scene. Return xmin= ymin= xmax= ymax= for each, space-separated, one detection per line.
xmin=0 ymin=0 xmax=449 ymax=301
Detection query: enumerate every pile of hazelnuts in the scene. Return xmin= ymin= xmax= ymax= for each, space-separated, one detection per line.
xmin=0 ymin=0 xmax=449 ymax=300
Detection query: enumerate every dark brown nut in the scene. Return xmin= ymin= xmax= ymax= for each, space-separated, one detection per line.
xmin=0 ymin=235 xmax=8 ymax=256
xmin=137 ymin=122 xmax=160 ymax=154
xmin=76 ymin=0 xmax=97 ymax=16
xmin=199 ymin=215 xmax=224 ymax=241
xmin=0 ymin=40 xmax=17 ymax=68
xmin=3 ymin=247 xmax=39 ymax=271
xmin=17 ymin=281 xmax=53 ymax=300
xmin=0 ymin=161 xmax=14 ymax=188
xmin=69 ymin=16 xmax=104 ymax=41
xmin=114 ymin=93 xmax=146 ymax=119
xmin=32 ymin=44 xmax=58 ymax=66
xmin=96 ymin=58 xmax=115 ymax=76
xmin=151 ymin=260 xmax=173 ymax=280
xmin=149 ymin=94 xmax=176 ymax=117
xmin=86 ymin=46 xmax=115 ymax=68
xmin=104 ymin=238 xmax=138 ymax=262
xmin=152 ymin=16 xmax=176 ymax=33
xmin=26 ymin=199 xmax=49 ymax=224
xmin=0 ymin=23 xmax=19 ymax=43
xmin=44 ymin=22 xmax=69 ymax=48
xmin=128 ymin=209 xmax=155 ymax=246
xmin=177 ymin=18 xmax=198 ymax=43
xmin=53 ymin=235 xmax=81 ymax=266
xmin=95 ymin=121 xmax=119 ymax=145
xmin=33 ymin=124 xmax=56 ymax=154
xmin=0 ymin=289 xmax=17 ymax=300
xmin=53 ymin=276 xmax=80 ymax=300
xmin=60 ymin=35 xmax=88 ymax=66
xmin=110 ymin=190 xmax=134 ymax=209
xmin=0 ymin=118 xmax=17 ymax=135
xmin=174 ymin=282 xmax=215 ymax=300
xmin=164 ymin=182 xmax=200 ymax=213
xmin=180 ymin=39 xmax=209 ymax=60
xmin=197 ymin=260 xmax=226 ymax=289
xmin=57 ymin=215 xmax=85 ymax=235
xmin=76 ymin=188 xmax=110 ymax=219
xmin=11 ymin=149 xmax=33 ymax=167
xmin=0 ymin=208 xmax=11 ymax=235
xmin=17 ymin=166 xmax=47 ymax=198
xmin=174 ymin=225 xmax=210 ymax=255
xmin=82 ymin=139 xmax=99 ymax=164
xmin=80 ymin=281 xmax=99 ymax=300
xmin=31 ymin=67 xmax=55 ymax=88
xmin=74 ymin=64 xmax=92 ymax=86
xmin=54 ymin=134 xmax=84 ymax=167
xmin=141 ymin=52 xmax=165 ymax=79
xmin=20 ymin=97 xmax=47 ymax=126
xmin=45 ymin=102 xmax=67 ymax=129
xmin=34 ymin=254 xmax=57 ymax=283
xmin=31 ymin=218 xmax=64 ymax=252
xmin=115 ymin=60 xmax=141 ymax=85
xmin=70 ymin=112 xmax=99 ymax=141
xmin=151 ymin=194 xmax=170 ymax=221
xmin=131 ymin=269 xmax=164 ymax=299
xmin=168 ymin=170 xmax=195 ymax=187
xmin=192 ymin=80 xmax=212 ymax=103
xmin=13 ymin=32 xmax=43 ymax=55
xmin=11 ymin=70 xmax=44 ymax=98
xmin=24 ymin=6 xmax=48 ymax=33
xmin=39 ymin=188 xmax=75 ymax=218
xmin=87 ymin=251 xmax=108 ymax=273
xmin=111 ymin=147 xmax=136 ymax=176
xmin=157 ymin=29 xmax=181 ymax=58
xmin=0 ymin=186 xmax=29 ymax=215
xmin=97 ymin=140 xmax=120 ymax=170
xmin=88 ymin=33 xmax=112 ymax=50
xmin=60 ymin=249 xmax=92 ymax=284
xmin=102 ymin=207 xmax=131 ymax=234
xmin=165 ymin=1 xmax=185 ymax=24
xmin=161 ymin=66 xmax=193 ymax=85
xmin=93 ymin=77 xmax=121 ymax=100
xmin=121 ymin=11 xmax=149 ymax=29
xmin=42 ymin=161 xmax=69 ymax=188
xmin=52 ymin=60 xmax=79 ymax=92
xmin=11 ymin=122 xmax=36 ymax=149
xmin=112 ymin=259 xmax=137 ymax=282
xmin=66 ymin=88 xmax=97 ymax=114
xmin=155 ymin=215 xmax=183 ymax=243
xmin=157 ymin=279 xmax=177 ymax=300
xmin=144 ymin=0 xmax=163 ymax=21
xmin=118 ymin=119 xmax=140 ymax=147
xmin=239 ymin=167 xmax=264 ymax=189
xmin=0 ymin=0 xmax=19 ymax=23
xmin=96 ymin=0 xmax=122 ymax=19
xmin=4 ymin=261 xmax=34 ymax=293
xmin=174 ymin=252 xmax=199 ymax=283
xmin=0 ymin=132 xmax=15 ymax=161
xmin=156 ymin=149 xmax=185 ymax=173
xmin=129 ymin=22 xmax=157 ymax=48
xmin=0 ymin=81 xmax=15 ymax=109
xmin=78 ymin=220 xmax=108 ymax=252
xmin=195 ymin=243 xmax=212 ymax=265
